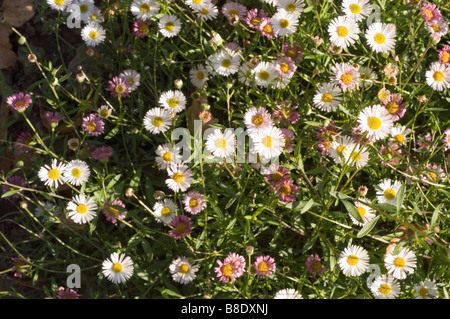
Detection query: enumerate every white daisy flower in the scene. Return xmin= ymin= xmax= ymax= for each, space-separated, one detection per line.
xmin=87 ymin=6 xmax=104 ymax=24
xmin=222 ymin=1 xmax=247 ymax=20
xmin=72 ymin=0 xmax=95 ymax=22
xmin=130 ymin=0 xmax=160 ymax=20
xmin=359 ymin=66 xmax=377 ymax=87
xmin=251 ymin=126 xmax=285 ymax=159
xmin=253 ymin=61 xmax=277 ymax=88
xmin=206 ymin=50 xmax=240 ymax=77
xmin=81 ymin=23 xmax=106 ymax=47
xmin=426 ymin=61 xmax=450 ymax=91
xmin=155 ymin=143 xmax=181 ymax=170
xmin=38 ymin=159 xmax=66 ymax=188
xmin=159 ymin=90 xmax=187 ymax=114
xmin=205 ymin=129 xmax=236 ymax=159
xmin=194 ymin=2 xmax=219 ymax=21
xmin=276 ymin=0 xmax=305 ymax=18
xmin=158 ymin=15 xmax=182 ymax=38
xmin=390 ymin=125 xmax=412 ymax=146
xmin=274 ymin=288 xmax=303 ymax=299
xmin=143 ymin=107 xmax=173 ymax=134
xmin=344 ymin=143 xmax=370 ymax=168
xmin=330 ymin=62 xmax=360 ymax=91
xmin=342 ymin=0 xmax=372 ymax=22
xmin=370 ymin=274 xmax=401 ymax=299
xmin=313 ymin=83 xmax=342 ymax=112
xmin=185 ymin=0 xmax=211 ymax=11
xmin=169 ymin=256 xmax=199 ymax=284
xmin=338 ymin=245 xmax=370 ymax=277
xmin=244 ymin=106 xmax=273 ymax=131
xmin=351 ymin=198 xmax=376 ymax=226
xmin=120 ymin=69 xmax=141 ymax=91
xmin=271 ymin=11 xmax=299 ymax=36
xmin=328 ymin=15 xmax=360 ymax=49
xmin=62 ymin=159 xmax=90 ymax=186
xmin=414 ymin=280 xmax=439 ymax=299
xmin=153 ymin=198 xmax=177 ymax=224
xmin=102 ymin=252 xmax=134 ymax=284
xmin=376 ymin=179 xmax=402 ymax=205
xmin=67 ymin=194 xmax=98 ymax=224
xmin=384 ymin=247 xmax=417 ymax=280
xmin=328 ymin=135 xmax=354 ymax=164
xmin=189 ymin=64 xmax=209 ymax=89
xmin=166 ymin=163 xmax=193 ymax=192
xmin=47 ymin=0 xmax=73 ymax=11
xmin=365 ymin=22 xmax=397 ymax=53
xmin=426 ymin=18 xmax=449 ymax=37
xmin=357 ymin=105 xmax=394 ymax=141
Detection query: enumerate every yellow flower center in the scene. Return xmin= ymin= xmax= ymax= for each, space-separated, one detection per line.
xmin=251 ymin=17 xmax=261 ymax=26
xmin=180 ymin=264 xmax=190 ymax=274
xmin=77 ymin=204 xmax=88 ymax=214
xmin=442 ymin=51 xmax=450 ymax=63
xmin=394 ymin=257 xmax=406 ymax=268
xmin=112 ymin=262 xmax=123 ymax=273
xmin=175 ymin=222 xmax=188 ymax=235
xmin=286 ymin=49 xmax=296 ymax=59
xmin=215 ymin=138 xmax=227 ymax=149
xmin=259 ymin=71 xmax=270 ymax=81
xmin=139 ymin=23 xmax=149 ymax=34
xmin=263 ymin=136 xmax=273 ymax=148
xmin=173 ymin=172 xmax=184 ymax=184
xmin=222 ymin=264 xmax=234 ymax=277
xmin=161 ymin=207 xmax=171 ymax=217
xmin=387 ymin=102 xmax=399 ymax=114
xmin=428 ymin=172 xmax=438 ymax=182
xmin=165 ymin=22 xmax=175 ymax=31
xmin=423 ymin=10 xmax=433 ymax=21
xmin=280 ymin=19 xmax=290 ymax=29
xmin=263 ymin=24 xmax=273 ymax=34
xmin=286 ymin=3 xmax=297 ymax=12
xmin=337 ymin=145 xmax=347 ymax=155
xmin=109 ymin=207 xmax=119 ymax=217
xmin=272 ymin=171 xmax=284 ymax=181
xmin=189 ymin=198 xmax=199 ymax=208
xmin=384 ymin=189 xmax=396 ymax=201
xmin=337 ymin=26 xmax=349 ymax=37
xmin=87 ymin=121 xmax=97 ymax=132
xmin=280 ymin=185 xmax=291 ymax=196
xmin=153 ymin=117 xmax=164 ymax=127
xmin=433 ymin=71 xmax=445 ymax=82
xmin=341 ymin=73 xmax=353 ymax=85
xmin=258 ymin=261 xmax=269 ymax=273
xmin=193 ymin=0 xmax=202 ymax=3
xmin=55 ymin=0 xmax=65 ymax=5
xmin=252 ymin=114 xmax=265 ymax=126
xmin=432 ymin=24 xmax=440 ymax=32
xmin=140 ymin=3 xmax=151 ymax=13
xmin=200 ymin=8 xmax=209 ymax=15
xmin=163 ymin=152 xmax=172 ymax=162
xmin=48 ymin=168 xmax=60 ymax=180
xmin=72 ymin=168 xmax=82 ymax=178
xmin=89 ymin=31 xmax=98 ymax=39
xmin=368 ymin=116 xmax=382 ymax=130
xmin=322 ymin=93 xmax=334 ymax=103
xmin=350 ymin=4 xmax=362 ymax=14
xmin=100 ymin=109 xmax=110 ymax=118
xmin=395 ymin=134 xmax=405 ymax=144
xmin=168 ymin=98 xmax=179 ymax=108
xmin=284 ymin=137 xmax=291 ymax=148
xmin=116 ymin=84 xmax=126 ymax=94
xmin=280 ymin=64 xmax=290 ymax=74
xmin=312 ymin=261 xmax=323 ymax=273
xmin=357 ymin=206 xmax=366 ymax=217
xmin=347 ymin=255 xmax=359 ymax=266
xmin=80 ymin=4 xmax=88 ymax=13
xmin=15 ymin=101 xmax=25 ymax=107
xmin=222 ymin=59 xmax=232 ymax=68
xmin=197 ymin=71 xmax=205 ymax=81
xmin=229 ymin=9 xmax=239 ymax=16
xmin=379 ymin=284 xmax=391 ymax=295
xmin=374 ymin=33 xmax=386 ymax=44
xmin=419 ymin=287 xmax=429 ymax=298
xmin=351 ymin=151 xmax=362 ymax=162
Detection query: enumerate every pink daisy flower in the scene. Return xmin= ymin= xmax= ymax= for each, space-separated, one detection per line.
xmin=417 ymin=132 xmax=433 ymax=150
xmin=133 ymin=19 xmax=151 ymax=38
xmin=421 ymin=163 xmax=445 ymax=184
xmin=331 ymin=63 xmax=360 ymax=91
xmin=259 ymin=18 xmax=278 ymax=39
xmin=275 ymin=56 xmax=297 ymax=79
xmin=12 ymin=257 xmax=28 ymax=278
xmin=305 ymin=254 xmax=327 ymax=276
xmin=281 ymin=128 xmax=296 ymax=153
xmin=43 ymin=111 xmax=62 ymax=128
xmin=199 ymin=110 xmax=212 ymax=123
xmin=351 ymin=125 xmax=375 ymax=145
xmin=316 ymin=122 xmax=340 ymax=156
xmin=2 ymin=176 xmax=25 ymax=199
xmin=244 ymin=106 xmax=273 ymax=131
xmin=253 ymin=255 xmax=276 ymax=277
xmin=106 ymin=75 xmax=131 ymax=98
xmin=264 ymin=165 xmax=291 ymax=187
xmin=426 ymin=18 xmax=448 ymax=37
xmin=421 ymin=2 xmax=442 ymax=24
xmin=379 ymin=143 xmax=403 ymax=167
xmin=283 ymin=42 xmax=303 ymax=62
xmin=182 ymin=191 xmax=206 ymax=215
xmin=91 ymin=145 xmax=114 ymax=161
xmin=244 ymin=8 xmax=267 ymax=30
xmin=82 ymin=113 xmax=105 ymax=136
xmin=329 ymin=43 xmax=343 ymax=54
xmin=214 ymin=252 xmax=246 ymax=283
xmin=277 ymin=179 xmax=299 ymax=203
xmin=103 ymin=199 xmax=127 ymax=224
xmin=6 ymin=93 xmax=32 ymax=112
xmin=442 ymin=128 xmax=450 ymax=150
xmin=438 ymin=45 xmax=450 ymax=65
xmin=57 ymin=288 xmax=79 ymax=299
xmin=383 ymin=94 xmax=407 ymax=122
xmin=377 ymin=88 xmax=391 ymax=104
xmin=14 ymin=131 xmax=34 ymax=156
xmin=273 ymin=100 xmax=300 ymax=124
xmin=169 ymin=215 xmax=193 ymax=240
xmin=221 ymin=1 xmax=247 ymax=21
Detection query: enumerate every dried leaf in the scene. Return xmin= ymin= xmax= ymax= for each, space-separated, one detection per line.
xmin=2 ymin=0 xmax=35 ymax=27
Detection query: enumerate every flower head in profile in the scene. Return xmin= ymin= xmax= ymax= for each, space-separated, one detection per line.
xmin=103 ymin=199 xmax=127 ymax=224
xmin=102 ymin=252 xmax=134 ymax=284
xmin=274 ymin=288 xmax=303 ymax=299
xmin=56 ymin=288 xmax=79 ymax=299
xmin=12 ymin=257 xmax=29 ymax=278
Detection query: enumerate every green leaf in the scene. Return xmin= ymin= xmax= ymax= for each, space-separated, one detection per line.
xmin=396 ymin=184 xmax=405 ymax=214
xmin=300 ymin=198 xmax=315 ymax=215
xmin=329 ymin=191 xmax=352 ymax=201
xmin=430 ymin=204 xmax=443 ymax=228
xmin=343 ymin=200 xmax=364 ymax=224
xmin=1 ymin=189 xmax=21 ymax=198
xmin=106 ymin=174 xmax=122 ymax=190
xmin=357 ymin=215 xmax=381 ymax=238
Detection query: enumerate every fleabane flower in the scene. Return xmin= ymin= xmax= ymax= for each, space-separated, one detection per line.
xmin=159 ymin=90 xmax=187 ymax=114
xmin=330 ymin=62 xmax=360 ymax=91
xmin=214 ymin=252 xmax=246 ymax=283
xmin=73 ymin=0 xmax=95 ymax=22
xmin=103 ymin=199 xmax=127 ymax=224
xmin=313 ymin=83 xmax=342 ymax=112
xmin=376 ymin=179 xmax=402 ymax=205
xmin=120 ymin=69 xmax=141 ymax=92
xmin=81 ymin=23 xmax=106 ymax=47
xmin=153 ymin=198 xmax=177 ymax=224
xmin=182 ymin=191 xmax=206 ymax=215
xmin=253 ymin=61 xmax=277 ymax=87
xmin=370 ymin=274 xmax=401 ymax=299
xmin=194 ymin=2 xmax=219 ymax=21
xmin=244 ymin=8 xmax=267 ymax=30
xmin=6 ymin=93 xmax=32 ymax=112
xmin=426 ymin=18 xmax=448 ymax=37
xmin=414 ymin=280 xmax=439 ymax=299
xmin=357 ymin=105 xmax=394 ymax=141
xmin=390 ymin=126 xmax=412 ymax=146
xmin=426 ymin=61 xmax=450 ymax=91
xmin=305 ymin=254 xmax=327 ymax=276
xmin=351 ymin=198 xmax=376 ymax=226
xmin=271 ymin=11 xmax=299 ymax=36
xmin=384 ymin=247 xmax=417 ymax=280
xmin=63 ymin=159 xmax=90 ymax=186
xmin=166 ymin=163 xmax=193 ymax=192
xmin=189 ymin=64 xmax=209 ymax=89
xmin=343 ymin=143 xmax=370 ymax=168
xmin=438 ymin=45 xmax=450 ymax=65
xmin=102 ymin=252 xmax=134 ymax=284
xmin=38 ymin=159 xmax=66 ymax=188
xmin=130 ymin=0 xmax=160 ymax=20
xmin=221 ymin=1 xmax=247 ymax=20
xmin=276 ymin=179 xmax=299 ymax=203
xmin=277 ymin=0 xmax=305 ymax=18
xmin=421 ymin=2 xmax=442 ymax=24
xmin=338 ymin=245 xmax=370 ymax=277
xmin=185 ymin=0 xmax=210 ymax=11
xmin=206 ymin=50 xmax=240 ymax=77
xmin=274 ymin=289 xmax=303 ymax=299
xmin=169 ymin=256 xmax=199 ymax=284
xmin=342 ymin=0 xmax=372 ymax=22
xmin=251 ymin=126 xmax=285 ymax=159
xmin=143 ymin=107 xmax=172 ymax=134
xmin=82 ymin=113 xmax=104 ymax=136
xmin=254 ymin=255 xmax=276 ymax=277
xmin=328 ymin=135 xmax=354 ymax=164
xmin=205 ymin=129 xmax=236 ymax=159
xmin=244 ymin=106 xmax=273 ymax=131
xmin=67 ymin=194 xmax=98 ymax=224
xmin=169 ymin=215 xmax=193 ymax=240
xmin=106 ymin=75 xmax=131 ymax=98
xmin=158 ymin=14 xmax=182 ymax=38
xmin=275 ymin=56 xmax=297 ymax=79
xmin=155 ymin=143 xmax=181 ymax=170
xmin=47 ymin=0 xmax=73 ymax=11
xmin=328 ymin=15 xmax=360 ymax=49
xmin=365 ymin=22 xmax=396 ymax=53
